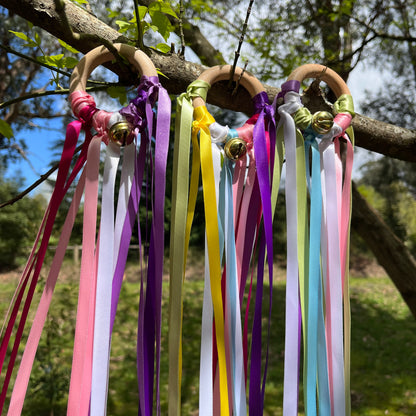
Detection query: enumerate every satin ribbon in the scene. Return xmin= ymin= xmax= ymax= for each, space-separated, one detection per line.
xmin=7 ymin=168 xmax=87 ymax=415
xmin=0 ymin=91 xmax=100 ymax=413
xmin=168 ymin=80 xmax=210 ymax=415
xmin=67 ymin=134 xmax=102 ymax=416
xmin=278 ymin=80 xmax=355 ymax=416
xmin=90 ymin=141 xmax=121 ymax=415
xmin=119 ymin=76 xmax=171 ymax=416
xmin=277 ymin=91 xmax=303 ymax=416
xmin=194 ymin=105 xmax=230 ymax=415
xmin=249 ymin=91 xmax=280 ymax=415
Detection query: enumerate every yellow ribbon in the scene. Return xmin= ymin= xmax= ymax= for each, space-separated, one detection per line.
xmin=193 ymin=105 xmax=230 ymax=415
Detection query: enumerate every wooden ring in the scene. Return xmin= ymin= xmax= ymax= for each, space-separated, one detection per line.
xmin=286 ymin=63 xmax=350 ymax=97
xmin=193 ymin=65 xmax=265 ymax=108
xmin=69 ymin=43 xmax=157 ymax=94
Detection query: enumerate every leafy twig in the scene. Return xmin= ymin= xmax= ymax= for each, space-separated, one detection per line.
xmin=133 ymin=0 xmax=145 ymax=49
xmin=232 ymin=60 xmax=249 ymax=95
xmin=0 ymin=84 xmax=116 ymax=110
xmin=178 ymin=0 xmax=186 ymax=57
xmin=0 ymin=43 xmax=72 ymax=78
xmin=228 ymin=0 xmax=255 ymax=88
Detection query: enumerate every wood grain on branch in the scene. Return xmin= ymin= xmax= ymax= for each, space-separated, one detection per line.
xmin=1 ymin=0 xmax=415 ymax=161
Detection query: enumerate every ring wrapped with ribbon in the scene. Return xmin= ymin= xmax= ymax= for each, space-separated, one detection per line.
xmin=169 ymin=64 xmax=282 ymax=416
xmin=277 ymin=63 xmax=354 ymax=416
xmin=3 ymin=43 xmax=171 ymax=416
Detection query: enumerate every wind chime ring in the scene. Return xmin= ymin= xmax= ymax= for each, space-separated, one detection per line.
xmin=69 ymin=43 xmax=158 ymax=146
xmin=193 ymin=65 xmax=265 ymax=160
xmin=287 ymin=63 xmax=353 ymax=135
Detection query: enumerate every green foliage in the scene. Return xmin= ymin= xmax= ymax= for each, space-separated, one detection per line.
xmin=0 ymin=174 xmax=45 ymax=270
xmin=106 ymin=85 xmax=129 ymax=106
xmin=358 ymin=156 xmax=416 ymax=255
xmin=114 ymin=1 xmax=177 ymax=52
xmin=0 ymin=119 xmax=14 ymax=139
xmin=9 ymin=28 xmax=80 ymax=88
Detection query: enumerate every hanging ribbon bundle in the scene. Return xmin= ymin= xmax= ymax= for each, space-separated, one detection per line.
xmin=1 ymin=43 xmax=171 ymax=416
xmin=277 ymin=64 xmax=355 ymax=416
xmin=168 ymin=64 xmax=284 ymax=415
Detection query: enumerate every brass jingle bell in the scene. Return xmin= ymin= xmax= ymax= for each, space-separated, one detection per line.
xmin=311 ymin=111 xmax=334 ymax=135
xmin=109 ymin=121 xmax=133 ymax=146
xmin=224 ymin=137 xmax=247 ymax=161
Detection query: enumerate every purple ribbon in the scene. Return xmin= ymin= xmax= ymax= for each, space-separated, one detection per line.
xmin=277 ymin=80 xmax=301 ymax=98
xmin=111 ymin=76 xmax=171 ymax=416
xmin=248 ymin=91 xmax=277 ymax=414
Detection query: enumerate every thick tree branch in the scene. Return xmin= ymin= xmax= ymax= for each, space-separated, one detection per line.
xmin=351 ymin=182 xmax=416 ymax=319
xmin=1 ymin=0 xmax=416 ymax=163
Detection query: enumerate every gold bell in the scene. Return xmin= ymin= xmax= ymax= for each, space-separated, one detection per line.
xmin=311 ymin=111 xmax=334 ymax=135
xmin=109 ymin=121 xmax=133 ymax=146
xmin=224 ymin=137 xmax=247 ymax=160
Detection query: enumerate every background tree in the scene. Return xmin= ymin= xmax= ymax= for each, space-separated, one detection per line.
xmin=0 ymin=170 xmax=45 ymax=269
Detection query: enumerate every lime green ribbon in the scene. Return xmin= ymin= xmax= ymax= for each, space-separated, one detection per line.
xmin=168 ymin=80 xmax=210 ymax=416
xmin=292 ymin=107 xmax=313 ymax=131
xmin=334 ymin=94 xmax=355 ymax=117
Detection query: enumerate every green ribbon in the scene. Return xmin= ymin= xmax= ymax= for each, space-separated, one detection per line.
xmin=292 ymin=107 xmax=313 ymax=131
xmin=168 ymin=80 xmax=210 ymax=416
xmin=334 ymin=94 xmax=355 ymax=117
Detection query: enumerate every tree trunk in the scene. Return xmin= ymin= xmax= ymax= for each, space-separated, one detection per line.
xmin=351 ymin=182 xmax=416 ymax=319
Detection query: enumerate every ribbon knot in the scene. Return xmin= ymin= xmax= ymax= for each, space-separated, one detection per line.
xmin=120 ymin=90 xmax=149 ymax=131
xmin=178 ymin=80 xmax=210 ymax=107
xmin=192 ymin=119 xmax=210 ymax=135
xmin=253 ymin=91 xmax=275 ymax=122
xmin=70 ymin=91 xmax=98 ymax=126
xmin=303 ymin=125 xmax=322 ymax=145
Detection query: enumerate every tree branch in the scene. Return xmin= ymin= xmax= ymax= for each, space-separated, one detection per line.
xmin=1 ymin=0 xmax=416 ymax=162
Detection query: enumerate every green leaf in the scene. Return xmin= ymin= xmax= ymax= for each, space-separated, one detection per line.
xmin=106 ymin=8 xmax=120 ymax=19
xmin=71 ymin=0 xmax=89 ymax=5
xmin=9 ymin=30 xmax=30 ymax=42
xmin=153 ymin=43 xmax=171 ymax=53
xmin=37 ymin=54 xmax=65 ymax=68
xmin=9 ymin=31 xmax=38 ymax=48
xmin=156 ymin=68 xmax=169 ymax=79
xmin=150 ymin=11 xmax=172 ymax=41
xmin=148 ymin=1 xmax=178 ymax=19
xmin=61 ymin=56 xmax=79 ymax=69
xmin=34 ymin=32 xmax=41 ymax=46
xmin=138 ymin=6 xmax=148 ymax=21
xmin=107 ymin=86 xmax=128 ymax=106
xmin=0 ymin=119 xmax=14 ymax=139
xmin=116 ymin=19 xmax=135 ymax=33
xmin=58 ymin=39 xmax=79 ymax=54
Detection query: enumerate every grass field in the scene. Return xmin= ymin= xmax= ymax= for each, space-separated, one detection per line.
xmin=0 ymin=261 xmax=415 ymax=415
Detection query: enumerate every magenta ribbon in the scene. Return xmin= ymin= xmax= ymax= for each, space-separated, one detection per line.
xmin=0 ymin=101 xmax=98 ymax=412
